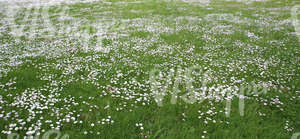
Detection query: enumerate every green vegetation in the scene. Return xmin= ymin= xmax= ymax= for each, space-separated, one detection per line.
xmin=0 ymin=0 xmax=299 ymax=138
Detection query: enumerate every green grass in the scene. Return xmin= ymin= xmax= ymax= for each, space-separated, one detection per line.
xmin=0 ymin=0 xmax=299 ymax=138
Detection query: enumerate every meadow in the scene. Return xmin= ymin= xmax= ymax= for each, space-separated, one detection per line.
xmin=0 ymin=0 xmax=299 ymax=138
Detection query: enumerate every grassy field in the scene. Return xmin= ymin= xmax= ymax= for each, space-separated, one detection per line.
xmin=0 ymin=0 xmax=300 ymax=138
